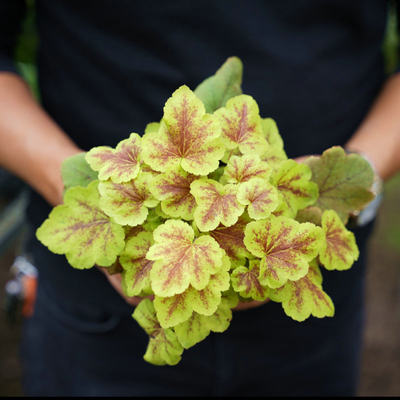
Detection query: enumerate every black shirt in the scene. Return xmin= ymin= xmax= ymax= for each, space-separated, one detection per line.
xmin=0 ymin=0 xmax=396 ymax=315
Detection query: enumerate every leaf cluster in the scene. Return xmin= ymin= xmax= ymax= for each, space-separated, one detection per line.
xmin=36 ymin=57 xmax=375 ymax=366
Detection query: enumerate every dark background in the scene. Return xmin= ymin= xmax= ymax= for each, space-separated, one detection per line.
xmin=0 ymin=1 xmax=399 ymax=396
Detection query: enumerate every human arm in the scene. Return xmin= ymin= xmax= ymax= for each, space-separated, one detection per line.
xmin=345 ymin=72 xmax=400 ymax=182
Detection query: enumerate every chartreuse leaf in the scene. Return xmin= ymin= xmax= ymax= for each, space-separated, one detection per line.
xmin=147 ymin=220 xmax=225 ymax=297
xmin=319 ymin=210 xmax=359 ymax=271
xmin=149 ymin=167 xmax=197 ymax=220
xmin=154 ymin=256 xmax=230 ymax=328
xmin=191 ymin=178 xmax=245 ymax=232
xmin=231 ymin=259 xmax=269 ymax=301
xmin=221 ymin=154 xmax=271 ymax=184
xmin=269 ymin=261 xmax=334 ymax=322
xmin=142 ymin=85 xmax=225 ymax=175
xmin=209 ymin=214 xmax=251 ymax=261
xmin=36 ymin=181 xmax=125 ymax=269
xmin=214 ymin=95 xmax=268 ymax=155
xmin=259 ymin=118 xmax=288 ymax=168
xmin=145 ymin=121 xmax=160 ymax=134
xmin=244 ymin=215 xmax=323 ymax=288
xmin=98 ymin=172 xmax=158 ymax=227
xmin=194 ymin=56 xmax=243 ymax=113
xmin=260 ymin=118 xmax=284 ymax=150
xmin=132 ymin=299 xmax=183 ymax=366
xmin=305 ymin=146 xmax=374 ymax=222
xmin=119 ymin=232 xmax=154 ymax=297
xmin=61 ymin=152 xmax=98 ymax=190
xmin=271 ymin=159 xmax=318 ymax=218
xmin=86 ymin=133 xmax=141 ymax=183
xmin=237 ymin=178 xmax=279 ymax=220
xmin=174 ymin=297 xmax=233 ymax=349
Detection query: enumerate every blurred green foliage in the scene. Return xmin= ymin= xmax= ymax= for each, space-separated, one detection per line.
xmin=383 ymin=0 xmax=399 ymax=74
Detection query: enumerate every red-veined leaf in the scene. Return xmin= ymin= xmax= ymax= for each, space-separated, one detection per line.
xmin=319 ymin=209 xmax=359 ymax=270
xmin=237 ymin=178 xmax=279 ymax=220
xmin=149 ymin=167 xmax=197 ymax=220
xmin=244 ymin=215 xmax=323 ymax=288
xmin=214 ymin=95 xmax=267 ymax=155
xmin=86 ymin=133 xmax=141 ymax=183
xmin=147 ymin=220 xmax=225 ymax=297
xmin=36 ymin=181 xmax=125 ymax=269
xmin=142 ymin=85 xmax=224 ymax=175
xmin=269 ymin=261 xmax=334 ymax=321
xmin=191 ymin=178 xmax=245 ymax=232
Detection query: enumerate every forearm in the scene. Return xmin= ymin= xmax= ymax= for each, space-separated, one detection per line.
xmin=0 ymin=72 xmax=82 ymax=206
xmin=346 ymin=72 xmax=400 ymax=181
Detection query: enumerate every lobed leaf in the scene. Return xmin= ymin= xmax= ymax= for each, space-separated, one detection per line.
xmin=305 ymin=146 xmax=375 ymax=222
xmin=154 ymin=258 xmax=230 ymax=328
xmin=222 ymin=154 xmax=271 ymax=184
xmin=142 ymin=85 xmax=224 ymax=175
xmin=194 ymin=56 xmax=243 ymax=113
xmin=86 ymin=133 xmax=141 ymax=183
xmin=149 ymin=167 xmax=197 ymax=220
xmin=61 ymin=152 xmax=98 ymax=190
xmin=119 ymin=232 xmax=154 ymax=297
xmin=174 ymin=298 xmax=233 ymax=349
xmin=214 ymin=95 xmax=267 ymax=155
xmin=271 ymin=159 xmax=318 ymax=217
xmin=269 ymin=262 xmax=334 ymax=322
xmin=132 ymin=299 xmax=183 ymax=366
xmin=231 ymin=260 xmax=269 ymax=301
xmin=244 ymin=215 xmax=323 ymax=288
xmin=319 ymin=210 xmax=359 ymax=270
xmin=209 ymin=214 xmax=251 ymax=261
xmin=36 ymin=181 xmax=125 ymax=269
xmin=191 ymin=178 xmax=245 ymax=232
xmin=237 ymin=178 xmax=279 ymax=220
xmin=98 ymin=172 xmax=158 ymax=227
xmin=147 ymin=220 xmax=225 ymax=297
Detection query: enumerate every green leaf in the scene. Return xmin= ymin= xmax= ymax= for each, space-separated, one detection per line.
xmin=319 ymin=209 xmax=359 ymax=270
xmin=119 ymin=231 xmax=154 ymax=297
xmin=222 ymin=154 xmax=271 ymax=184
xmin=86 ymin=133 xmax=142 ymax=183
xmin=305 ymin=146 xmax=375 ymax=222
xmin=209 ymin=214 xmax=251 ymax=261
xmin=194 ymin=56 xmax=243 ymax=113
xmin=61 ymin=152 xmax=98 ymax=190
xmin=214 ymin=95 xmax=268 ymax=155
xmin=98 ymin=172 xmax=158 ymax=227
xmin=132 ymin=299 xmax=183 ymax=366
xmin=259 ymin=118 xmax=288 ymax=168
xmin=36 ymin=181 xmax=125 ymax=269
xmin=142 ymin=85 xmax=225 ymax=175
xmin=147 ymin=220 xmax=225 ymax=296
xmin=237 ymin=178 xmax=279 ymax=220
xmin=149 ymin=167 xmax=197 ymax=220
xmin=231 ymin=260 xmax=269 ymax=301
xmin=271 ymin=159 xmax=319 ymax=218
xmin=174 ymin=297 xmax=233 ymax=349
xmin=154 ymin=258 xmax=230 ymax=328
xmin=244 ymin=215 xmax=323 ymax=288
xmin=269 ymin=261 xmax=334 ymax=322
xmin=191 ymin=178 xmax=245 ymax=232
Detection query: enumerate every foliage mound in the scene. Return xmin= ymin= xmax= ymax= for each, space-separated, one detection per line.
xmin=37 ymin=57 xmax=375 ymax=366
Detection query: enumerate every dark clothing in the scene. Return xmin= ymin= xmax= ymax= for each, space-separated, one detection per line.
xmin=0 ymin=0 xmax=394 ymax=396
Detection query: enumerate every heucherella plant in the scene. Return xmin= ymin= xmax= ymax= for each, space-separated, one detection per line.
xmin=36 ymin=56 xmax=376 ymax=366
